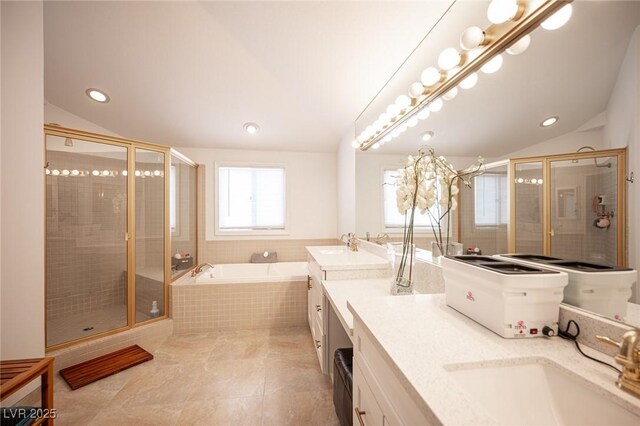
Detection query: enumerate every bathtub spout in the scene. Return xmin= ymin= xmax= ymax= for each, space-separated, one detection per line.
xmin=191 ymin=263 xmax=214 ymax=277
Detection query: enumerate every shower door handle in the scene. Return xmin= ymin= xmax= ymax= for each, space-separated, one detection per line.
xmin=549 ymin=228 xmax=555 ymax=237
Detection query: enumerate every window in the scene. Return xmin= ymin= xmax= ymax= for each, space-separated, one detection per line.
xmin=382 ymin=169 xmax=440 ymax=230
xmin=170 ymin=164 xmax=178 ymax=233
xmin=217 ymin=166 xmax=285 ymax=232
xmin=474 ymin=173 xmax=508 ymax=226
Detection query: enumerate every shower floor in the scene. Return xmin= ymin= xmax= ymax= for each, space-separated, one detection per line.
xmin=47 ymin=305 xmax=152 ymax=347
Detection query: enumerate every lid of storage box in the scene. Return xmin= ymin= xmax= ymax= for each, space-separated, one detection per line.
xmin=500 ymin=254 xmax=632 ymax=272
xmin=446 ymin=256 xmax=560 ymax=275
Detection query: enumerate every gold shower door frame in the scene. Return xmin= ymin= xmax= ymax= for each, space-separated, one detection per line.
xmin=508 ymin=148 xmax=627 ymax=266
xmin=44 ymin=125 xmax=171 ymax=352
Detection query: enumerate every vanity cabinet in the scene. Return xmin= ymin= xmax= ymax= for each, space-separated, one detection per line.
xmin=353 ymin=317 xmax=432 ymax=426
xmin=306 ymin=246 xmax=389 ymax=374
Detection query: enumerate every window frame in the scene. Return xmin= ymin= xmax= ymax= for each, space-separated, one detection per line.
xmin=381 ymin=166 xmax=443 ymax=235
xmin=214 ymin=162 xmax=288 ymax=236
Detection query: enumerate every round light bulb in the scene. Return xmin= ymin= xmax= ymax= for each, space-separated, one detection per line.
xmin=541 ymin=4 xmax=572 ymax=30
xmin=395 ymin=95 xmax=411 ymax=110
xmin=460 ymin=73 xmax=478 ymax=90
xmin=52 ymin=169 xmax=60 ymax=176
xmin=71 ymin=169 xmax=79 ymax=176
xmin=379 ymin=112 xmax=390 ymax=124
xmin=86 ymin=88 xmax=110 ymax=103
xmin=399 ymin=123 xmax=408 ymax=133
xmin=372 ymin=142 xmax=380 ymax=150
xmin=154 ymin=170 xmax=161 ymax=176
xmin=351 ymin=140 xmax=360 ymax=148
xmin=45 ymin=169 xmax=51 ymax=175
xmin=421 ymin=67 xmax=441 ymax=87
xmin=540 ymin=116 xmax=558 ymax=127
xmin=386 ymin=103 xmax=400 ymax=117
xmin=460 ymin=26 xmax=485 ymax=50
xmin=538 ymin=179 xmax=543 ymax=184
xmin=62 ymin=169 xmax=70 ymax=176
xmin=506 ymin=35 xmax=531 ymax=55
xmin=92 ymin=170 xmax=99 ymax=176
xmin=516 ymin=177 xmax=524 ymax=184
xmin=408 ymin=82 xmax=425 ymax=99
xmin=407 ymin=116 xmax=419 ymax=128
xmin=243 ymin=122 xmax=260 ymax=134
xmin=481 ymin=54 xmax=503 ymax=74
xmin=122 ymin=170 xmax=128 ymax=176
xmin=391 ymin=129 xmax=401 ymax=139
xmin=417 ymin=108 xmax=430 ymax=120
xmin=102 ymin=170 xmax=110 ymax=176
xmin=487 ymin=0 xmax=519 ymax=24
xmin=443 ymin=87 xmax=458 ymax=101
xmin=428 ymin=98 xmax=443 ymax=112
xmin=142 ymin=170 xmax=150 ymax=177
xmin=531 ymin=178 xmax=538 ymax=184
xmin=383 ymin=135 xmax=392 ymax=143
xmin=438 ymin=48 xmax=461 ymax=71
xmin=421 ymin=131 xmax=434 ymax=142
xmin=135 ymin=170 xmax=141 ymax=177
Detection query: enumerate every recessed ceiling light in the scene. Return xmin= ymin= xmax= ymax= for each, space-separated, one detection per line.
xmin=540 ymin=116 xmax=559 ymax=127
xmin=421 ymin=131 xmax=434 ymax=142
xmin=243 ymin=122 xmax=260 ymax=135
xmin=86 ymin=88 xmax=110 ymax=103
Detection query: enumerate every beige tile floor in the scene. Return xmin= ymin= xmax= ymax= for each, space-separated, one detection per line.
xmin=49 ymin=327 xmax=339 ymax=426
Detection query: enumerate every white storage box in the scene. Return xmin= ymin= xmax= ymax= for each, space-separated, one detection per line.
xmin=441 ymin=256 xmax=568 ymax=338
xmin=495 ymin=254 xmax=636 ymax=321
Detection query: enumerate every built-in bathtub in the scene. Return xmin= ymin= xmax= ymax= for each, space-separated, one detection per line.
xmin=171 ymin=262 xmax=309 ymax=333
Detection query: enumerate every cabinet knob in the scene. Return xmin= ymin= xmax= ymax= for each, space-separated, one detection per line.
xmin=315 ymin=339 xmax=321 ymax=349
xmin=316 ymin=304 xmax=322 ymax=312
xmin=307 ymin=275 xmax=312 ymax=290
xmin=355 ymin=408 xmax=366 ymax=426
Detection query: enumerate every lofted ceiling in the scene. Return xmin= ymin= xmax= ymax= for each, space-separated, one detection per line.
xmin=44 ymin=0 xmax=455 ymax=153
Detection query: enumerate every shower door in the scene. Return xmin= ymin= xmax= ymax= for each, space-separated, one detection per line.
xmin=45 ymin=135 xmax=130 ymax=347
xmin=510 ymin=149 xmax=626 ymax=267
xmin=549 ymin=155 xmax=621 ymax=265
xmin=45 ymin=126 xmax=170 ymax=349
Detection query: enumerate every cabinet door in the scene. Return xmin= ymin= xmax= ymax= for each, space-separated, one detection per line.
xmin=353 ymin=362 xmax=385 ymax=426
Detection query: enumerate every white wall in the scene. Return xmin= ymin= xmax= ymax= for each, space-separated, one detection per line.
xmin=337 ymin=132 xmax=355 ymax=236
xmin=179 ymin=147 xmax=337 ymax=240
xmin=44 ymin=102 xmax=121 ymax=136
xmin=605 ymin=26 xmax=639 ymax=302
xmin=355 ymin=152 xmax=477 ymax=238
xmin=1 ymin=0 xmax=44 ymax=404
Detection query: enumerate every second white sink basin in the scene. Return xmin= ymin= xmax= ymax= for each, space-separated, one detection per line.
xmin=446 ymin=357 xmax=639 ymax=425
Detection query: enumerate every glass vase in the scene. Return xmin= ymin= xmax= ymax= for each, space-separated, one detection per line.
xmin=431 ymin=241 xmax=463 ymax=257
xmin=387 ymin=242 xmax=415 ymax=295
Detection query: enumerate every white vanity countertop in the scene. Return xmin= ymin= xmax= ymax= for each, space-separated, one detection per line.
xmin=348 ymin=293 xmax=640 ymax=426
xmin=306 ymin=246 xmax=389 ymax=271
xmin=322 ymin=278 xmax=390 ymax=337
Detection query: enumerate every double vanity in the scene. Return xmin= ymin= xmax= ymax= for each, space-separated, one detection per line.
xmin=306 ymin=244 xmax=640 ymax=425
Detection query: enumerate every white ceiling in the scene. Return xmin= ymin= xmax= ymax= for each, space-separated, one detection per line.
xmin=44 ymin=0 xmax=455 ymax=153
xmin=356 ymin=1 xmax=640 ymax=157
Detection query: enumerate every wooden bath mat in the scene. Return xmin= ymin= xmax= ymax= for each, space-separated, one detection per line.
xmin=59 ymin=344 xmax=153 ymax=390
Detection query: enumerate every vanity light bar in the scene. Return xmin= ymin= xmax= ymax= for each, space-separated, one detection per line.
xmin=357 ymin=0 xmax=573 ymax=151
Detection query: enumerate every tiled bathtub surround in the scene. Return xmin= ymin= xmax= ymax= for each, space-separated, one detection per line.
xmin=172 ymin=280 xmax=307 ymax=333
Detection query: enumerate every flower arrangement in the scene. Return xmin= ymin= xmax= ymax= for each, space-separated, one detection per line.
xmin=392 ymin=147 xmax=484 ymax=288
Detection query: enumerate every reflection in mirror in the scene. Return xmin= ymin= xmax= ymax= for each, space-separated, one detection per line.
xmin=354 ymin=1 xmax=640 ymax=327
xmin=170 ymin=152 xmax=197 ymax=280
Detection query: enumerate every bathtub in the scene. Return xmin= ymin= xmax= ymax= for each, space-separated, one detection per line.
xmin=171 ymin=261 xmax=309 ymax=333
xmin=188 ymin=262 xmax=308 ymax=284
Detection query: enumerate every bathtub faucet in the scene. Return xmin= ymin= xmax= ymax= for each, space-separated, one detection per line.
xmin=191 ymin=263 xmax=214 ymax=277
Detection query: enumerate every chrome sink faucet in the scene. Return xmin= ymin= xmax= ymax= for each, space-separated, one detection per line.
xmin=191 ymin=263 xmax=214 ymax=277
xmin=597 ymin=329 xmax=640 ymax=398
xmin=339 ymin=233 xmax=359 ymax=252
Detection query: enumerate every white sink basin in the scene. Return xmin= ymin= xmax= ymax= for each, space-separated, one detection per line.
xmin=319 ymin=248 xmax=349 ymax=255
xmin=446 ymin=357 xmax=639 ymax=425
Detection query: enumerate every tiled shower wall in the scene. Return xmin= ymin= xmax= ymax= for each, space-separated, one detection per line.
xmin=195 ymin=167 xmax=339 ymax=264
xmin=46 ymin=151 xmax=128 ymax=321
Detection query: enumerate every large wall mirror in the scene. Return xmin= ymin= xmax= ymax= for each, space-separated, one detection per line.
xmin=354 ymin=1 xmax=639 ymax=327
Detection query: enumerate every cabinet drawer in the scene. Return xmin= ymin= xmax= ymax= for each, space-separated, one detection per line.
xmin=353 ymin=361 xmax=385 ymax=426
xmin=312 ymin=314 xmax=326 ymax=373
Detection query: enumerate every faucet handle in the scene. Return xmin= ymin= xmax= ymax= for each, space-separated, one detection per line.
xmin=596 ymin=335 xmax=622 ymax=349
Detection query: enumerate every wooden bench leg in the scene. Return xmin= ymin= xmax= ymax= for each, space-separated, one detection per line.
xmin=41 ymin=367 xmax=54 ymax=425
